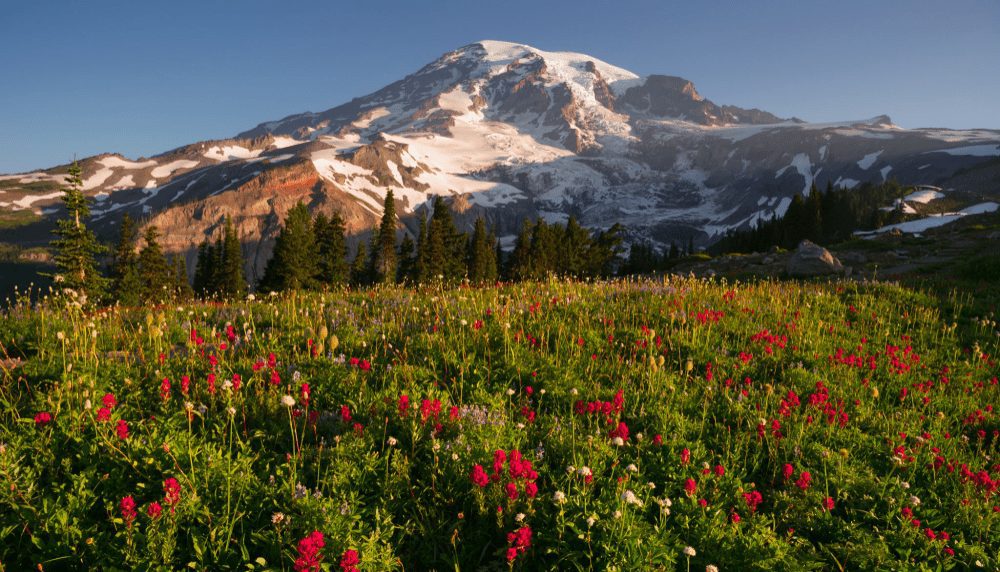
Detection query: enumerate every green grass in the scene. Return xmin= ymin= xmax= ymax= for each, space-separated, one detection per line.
xmin=0 ymin=278 xmax=998 ymax=570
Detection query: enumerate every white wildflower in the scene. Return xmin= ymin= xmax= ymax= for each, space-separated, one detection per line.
xmin=281 ymin=395 xmax=296 ymax=407
xmin=553 ymin=491 xmax=566 ymax=504
xmin=683 ymin=546 xmax=697 ymax=557
xmin=387 ymin=437 xmax=398 ymax=447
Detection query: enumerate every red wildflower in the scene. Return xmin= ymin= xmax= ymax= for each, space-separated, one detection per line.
xmin=208 ymin=373 xmax=217 ymax=394
xmin=684 ymin=478 xmax=697 ymax=496
xmin=796 ymin=471 xmax=812 ymax=490
xmin=470 ymin=464 xmax=490 ymax=488
xmin=102 ymin=393 xmax=117 ymax=409
xmin=159 ymin=377 xmax=171 ymax=402
xmin=398 ymin=395 xmax=410 ymax=417
xmin=652 ymin=434 xmax=663 ymax=446
xmin=163 ymin=477 xmax=181 ymax=510
xmin=340 ymin=405 xmax=352 ymax=423
xmin=116 ymin=419 xmax=130 ymax=440
xmin=822 ymin=496 xmax=835 ymax=511
xmin=524 ymin=481 xmax=539 ymax=498
xmin=680 ymin=448 xmax=690 ymax=465
xmin=744 ymin=490 xmax=763 ymax=514
xmin=505 ymin=482 xmax=519 ymax=500
xmin=180 ymin=375 xmax=190 ymax=396
xmin=120 ymin=495 xmax=137 ymax=528
xmin=293 ymin=530 xmax=325 ymax=572
xmin=34 ymin=412 xmax=52 ymax=426
xmin=147 ymin=502 xmax=163 ymax=519
xmin=97 ymin=407 xmax=112 ymax=422
xmin=782 ymin=463 xmax=795 ymax=481
xmin=339 ymin=548 xmax=359 ymax=572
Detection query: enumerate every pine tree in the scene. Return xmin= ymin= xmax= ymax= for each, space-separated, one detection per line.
xmin=414 ymin=212 xmax=430 ymax=282
xmin=172 ymin=255 xmax=194 ymax=300
xmin=193 ymin=240 xmax=214 ymax=297
xmin=218 ymin=217 xmax=247 ymax=298
xmin=372 ymin=190 xmax=398 ymax=284
xmin=467 ymin=217 xmax=498 ymax=283
xmin=397 ymin=234 xmax=417 ymax=283
xmin=258 ymin=202 xmax=318 ymax=292
xmin=528 ymin=220 xmax=557 ymax=278
xmin=421 ymin=197 xmax=465 ymax=282
xmin=668 ymin=241 xmax=679 ymax=259
xmin=589 ymin=223 xmax=624 ymax=276
xmin=137 ymin=226 xmax=173 ymax=301
xmin=560 ymin=216 xmax=591 ymax=276
xmin=350 ymin=242 xmax=368 ymax=286
xmin=314 ymin=212 xmax=349 ymax=286
xmin=109 ymin=213 xmax=140 ymax=305
xmin=49 ymin=161 xmax=107 ymax=301
xmin=507 ymin=219 xmax=534 ymax=280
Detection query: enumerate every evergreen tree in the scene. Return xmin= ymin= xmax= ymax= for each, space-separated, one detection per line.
xmin=372 ymin=190 xmax=398 ymax=284
xmin=314 ymin=212 xmax=349 ymax=286
xmin=559 ymin=216 xmax=591 ymax=276
xmin=527 ymin=219 xmax=557 ymax=278
xmin=421 ymin=197 xmax=465 ymax=282
xmin=397 ymin=234 xmax=417 ymax=283
xmin=49 ymin=161 xmax=107 ymax=301
xmin=507 ymin=219 xmax=534 ymax=280
xmin=172 ymin=254 xmax=194 ymax=300
xmin=217 ymin=217 xmax=247 ymax=298
xmin=350 ymin=242 xmax=368 ymax=286
xmin=109 ymin=213 xmax=141 ymax=305
xmin=467 ymin=217 xmax=497 ymax=283
xmin=589 ymin=223 xmax=624 ymax=276
xmin=258 ymin=202 xmax=318 ymax=292
xmin=668 ymin=241 xmax=679 ymax=259
xmin=137 ymin=226 xmax=173 ymax=301
xmin=192 ymin=240 xmax=214 ymax=297
xmin=414 ymin=212 xmax=430 ymax=282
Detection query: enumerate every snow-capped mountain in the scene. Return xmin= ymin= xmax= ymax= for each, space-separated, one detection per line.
xmin=2 ymin=40 xmax=999 ymax=280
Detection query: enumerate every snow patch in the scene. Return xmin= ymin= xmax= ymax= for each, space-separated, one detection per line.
xmin=203 ymin=145 xmax=262 ymax=162
xmin=924 ymin=144 xmax=1000 ymax=157
xmin=151 ymin=160 xmax=200 ymax=178
xmin=904 ymin=188 xmax=944 ymax=204
xmin=857 ymin=150 xmax=882 ymax=170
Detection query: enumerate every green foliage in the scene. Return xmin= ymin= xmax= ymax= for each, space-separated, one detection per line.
xmin=1 ymin=277 xmax=997 ymax=569
xmin=259 ymin=202 xmax=319 ymax=292
xmin=314 ymin=212 xmax=349 ymax=287
xmin=715 ymin=180 xmax=912 ymax=253
xmin=137 ymin=226 xmax=173 ymax=302
xmin=47 ymin=162 xmax=108 ymax=301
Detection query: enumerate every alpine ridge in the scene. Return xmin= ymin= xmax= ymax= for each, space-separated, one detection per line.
xmin=2 ymin=40 xmax=999 ymax=283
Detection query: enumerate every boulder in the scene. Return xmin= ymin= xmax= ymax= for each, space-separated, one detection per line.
xmin=786 ymin=240 xmax=845 ymax=277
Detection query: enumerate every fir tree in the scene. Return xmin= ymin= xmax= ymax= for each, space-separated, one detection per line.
xmin=420 ymin=197 xmax=465 ymax=282
xmin=314 ymin=212 xmax=349 ymax=286
xmin=193 ymin=240 xmax=214 ymax=297
xmin=350 ymin=242 xmax=368 ymax=286
xmin=467 ymin=216 xmax=497 ymax=283
xmin=559 ymin=216 xmax=591 ymax=276
xmin=109 ymin=213 xmax=141 ymax=305
xmin=217 ymin=217 xmax=247 ymax=298
xmin=172 ymin=254 xmax=194 ymax=300
xmin=372 ymin=190 xmax=398 ymax=284
xmin=258 ymin=202 xmax=318 ymax=292
xmin=137 ymin=226 xmax=173 ymax=301
xmin=397 ymin=234 xmax=417 ymax=283
xmin=507 ymin=219 xmax=534 ymax=280
xmin=49 ymin=161 xmax=107 ymax=301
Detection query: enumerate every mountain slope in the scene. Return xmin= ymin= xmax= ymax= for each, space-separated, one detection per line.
xmin=2 ymin=40 xmax=998 ymax=281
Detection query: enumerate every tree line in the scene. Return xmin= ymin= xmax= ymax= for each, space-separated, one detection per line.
xmin=711 ymin=180 xmax=913 ymax=254
xmin=46 ymin=169 xmax=627 ymax=305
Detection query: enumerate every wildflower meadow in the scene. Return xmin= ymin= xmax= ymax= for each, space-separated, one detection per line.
xmin=1 ymin=277 xmax=998 ymax=570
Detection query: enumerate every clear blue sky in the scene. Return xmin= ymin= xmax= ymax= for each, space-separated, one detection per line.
xmin=1 ymin=0 xmax=997 ymax=173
